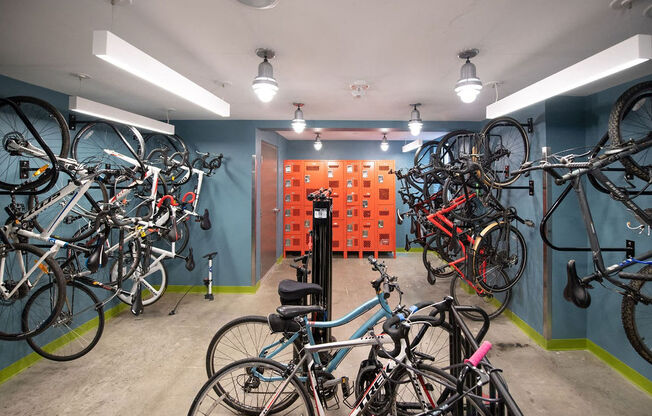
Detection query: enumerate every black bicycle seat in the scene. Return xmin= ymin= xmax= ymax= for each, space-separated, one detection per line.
xmin=563 ymin=260 xmax=591 ymax=308
xmin=200 ymin=209 xmax=211 ymax=230
xmin=276 ymin=304 xmax=325 ymax=319
xmin=278 ymin=279 xmax=322 ymax=300
xmin=203 ymin=251 xmax=218 ymax=259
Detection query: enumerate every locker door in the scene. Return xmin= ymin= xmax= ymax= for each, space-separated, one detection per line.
xmin=376 ymin=204 xmax=395 ymax=252
xmin=304 ymin=161 xmax=327 ymax=200
xmin=375 ymin=160 xmax=395 ymax=204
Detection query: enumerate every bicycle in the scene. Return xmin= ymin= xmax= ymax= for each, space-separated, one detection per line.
xmin=190 ymin=296 xmax=522 ymax=416
xmin=512 ymin=81 xmax=651 ymax=363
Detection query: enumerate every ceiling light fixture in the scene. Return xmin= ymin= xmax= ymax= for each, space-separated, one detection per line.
xmin=69 ymin=96 xmax=175 ymax=134
xmin=313 ymin=133 xmax=323 ymax=151
xmin=236 ymin=0 xmax=279 ymax=9
xmin=291 ymin=103 xmax=306 ymax=133
xmin=486 ymin=34 xmax=652 ymax=118
xmin=455 ymin=49 xmax=483 ymax=104
xmin=92 ymin=30 xmax=230 ymax=117
xmin=380 ymin=133 xmax=389 ymax=152
xmin=252 ymin=48 xmax=278 ymax=103
xmin=408 ymin=103 xmax=423 ymax=136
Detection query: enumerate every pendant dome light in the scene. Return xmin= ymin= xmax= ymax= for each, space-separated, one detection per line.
xmin=408 ymin=103 xmax=423 ymax=137
xmin=313 ymin=133 xmax=323 ymax=151
xmin=252 ymin=48 xmax=278 ymax=103
xmin=380 ymin=133 xmax=389 ymax=152
xmin=291 ymin=103 xmax=306 ymax=133
xmin=455 ymin=49 xmax=483 ymax=104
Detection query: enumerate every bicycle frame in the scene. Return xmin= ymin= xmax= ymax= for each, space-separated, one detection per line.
xmin=259 ymin=292 xmax=394 ymax=376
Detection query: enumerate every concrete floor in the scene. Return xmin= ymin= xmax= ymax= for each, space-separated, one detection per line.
xmin=0 ymin=253 xmax=650 ymax=415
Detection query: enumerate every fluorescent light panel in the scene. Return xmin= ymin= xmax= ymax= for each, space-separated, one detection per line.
xmin=402 ymin=138 xmax=423 ymax=153
xmin=93 ymin=30 xmax=230 ymax=117
xmin=69 ymin=96 xmax=175 ymax=135
xmin=486 ymin=34 xmax=652 ymax=119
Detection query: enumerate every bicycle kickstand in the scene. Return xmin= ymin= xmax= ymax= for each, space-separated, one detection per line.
xmin=203 ymin=251 xmax=218 ymax=301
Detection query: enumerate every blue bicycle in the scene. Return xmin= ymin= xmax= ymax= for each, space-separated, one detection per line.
xmin=205 ymin=257 xmax=454 ymax=390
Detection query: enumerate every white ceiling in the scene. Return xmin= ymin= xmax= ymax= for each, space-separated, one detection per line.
xmin=0 ymin=0 xmax=651 ymax=122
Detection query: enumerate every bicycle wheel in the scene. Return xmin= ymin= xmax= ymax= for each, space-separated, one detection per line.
xmin=473 ymin=222 xmax=527 ymax=292
xmin=143 ymin=133 xmax=188 ymax=155
xmin=189 ymin=357 xmax=314 ymax=416
xmin=423 ymin=235 xmax=459 ymax=281
xmin=0 ymin=243 xmax=66 ymax=341
xmin=0 ymin=96 xmax=69 ymax=190
xmin=450 ymin=274 xmax=511 ymax=321
xmin=433 ymin=130 xmax=475 ymax=168
xmin=110 ymin=252 xmax=168 ymax=306
xmin=206 ymin=315 xmax=298 ymax=378
xmin=27 ymin=176 xmax=108 ymax=242
xmin=391 ymin=362 xmax=489 ymax=415
xmin=71 ymin=122 xmax=145 ymax=182
xmin=479 ymin=117 xmax=530 ymax=187
xmin=408 ymin=318 xmax=453 ymax=368
xmin=621 ymin=265 xmax=652 ymax=364
xmin=441 ymin=176 xmax=500 ymax=223
xmin=414 ymin=139 xmax=440 ymax=167
xmin=23 ymin=280 xmax=104 ymax=361
xmin=608 ymin=81 xmax=652 ymax=182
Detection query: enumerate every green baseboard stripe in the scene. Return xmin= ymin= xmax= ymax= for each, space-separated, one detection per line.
xmin=395 ymin=247 xmax=424 ymax=253
xmin=501 ymin=308 xmax=652 ymax=395
xmin=166 ymin=281 xmax=261 ymax=295
xmin=276 ymin=256 xmax=283 ymax=264
xmin=0 ymin=302 xmax=129 ymax=386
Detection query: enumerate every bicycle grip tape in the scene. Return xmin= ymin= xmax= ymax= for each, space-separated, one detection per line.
xmin=465 ymin=340 xmax=492 ymax=367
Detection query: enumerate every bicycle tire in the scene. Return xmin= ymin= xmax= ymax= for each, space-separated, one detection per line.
xmin=189 ymin=357 xmax=314 ymax=416
xmin=422 ymin=235 xmax=459 ymax=281
xmin=28 ymin=178 xmax=108 ymax=242
xmin=71 ymin=122 xmax=145 ymax=183
xmin=450 ymin=274 xmax=511 ymax=321
xmin=479 ymin=116 xmax=530 ymax=187
xmin=206 ymin=315 xmax=298 ymax=378
xmin=390 ymin=361 xmax=489 ymax=415
xmin=441 ymin=176 xmax=499 ymax=223
xmin=433 ymin=130 xmax=475 ymax=169
xmin=0 ymin=96 xmax=69 ymax=190
xmin=473 ymin=222 xmax=527 ymax=292
xmin=0 ymin=243 xmax=66 ymax=341
xmin=413 ymin=139 xmax=439 ymax=167
xmin=608 ymin=81 xmax=652 ymax=182
xmin=110 ymin=252 xmax=168 ymax=306
xmin=23 ymin=280 xmax=104 ymax=361
xmin=143 ymin=133 xmax=188 ymax=155
xmin=621 ymin=265 xmax=652 ymax=364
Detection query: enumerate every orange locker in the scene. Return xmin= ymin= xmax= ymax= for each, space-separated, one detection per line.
xmin=346 ymin=206 xmax=360 ymax=219
xmin=345 ymin=235 xmax=360 ymax=251
xmin=345 ymin=190 xmax=360 ymax=205
xmin=284 ymin=189 xmax=303 ymax=205
xmin=284 ymin=234 xmax=303 ymax=252
xmin=327 ymin=160 xmax=345 ymax=208
xmin=360 ymin=160 xmax=375 ymax=199
xmin=361 ymin=220 xmax=376 ymax=253
xmin=303 ymin=207 xmax=313 ymax=232
xmin=376 ymin=204 xmax=395 ymax=253
xmin=344 ymin=161 xmax=361 ymax=190
xmin=304 ymin=160 xmax=327 ymax=187
xmin=332 ymin=219 xmax=345 ymax=251
xmin=375 ymin=160 xmax=395 ymax=204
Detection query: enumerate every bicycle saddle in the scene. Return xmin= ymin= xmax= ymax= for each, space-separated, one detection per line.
xmin=563 ymin=259 xmax=591 ymax=308
xmin=185 ymin=248 xmax=195 ymax=271
xmin=276 ymin=304 xmax=325 ymax=319
xmin=203 ymin=251 xmax=218 ymax=259
xmin=200 ymin=209 xmax=211 ymax=230
xmin=164 ymin=222 xmax=181 ymax=243
xmin=86 ymin=237 xmax=108 ymax=273
xmin=278 ymin=279 xmax=322 ymax=301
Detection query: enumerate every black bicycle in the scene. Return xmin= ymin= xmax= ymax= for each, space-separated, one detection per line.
xmin=514 ymin=81 xmax=652 ymax=364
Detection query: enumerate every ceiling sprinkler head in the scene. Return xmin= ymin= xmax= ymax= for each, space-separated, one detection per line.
xmin=350 ymin=80 xmax=369 ymax=98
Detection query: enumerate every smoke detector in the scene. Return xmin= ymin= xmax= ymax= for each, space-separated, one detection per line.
xmin=350 ymin=80 xmax=369 ymax=98
xmin=236 ymin=0 xmax=279 ymax=9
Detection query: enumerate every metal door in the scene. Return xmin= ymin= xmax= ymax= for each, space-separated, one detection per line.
xmin=260 ymin=141 xmax=278 ymax=278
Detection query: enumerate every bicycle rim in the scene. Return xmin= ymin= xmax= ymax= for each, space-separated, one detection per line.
xmin=480 ymin=117 xmax=530 ymax=187
xmin=23 ymin=280 xmax=104 ymax=361
xmin=449 ymin=274 xmax=511 ymax=321
xmin=621 ymin=266 xmax=652 ymax=364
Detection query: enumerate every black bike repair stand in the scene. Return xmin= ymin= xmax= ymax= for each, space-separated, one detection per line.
xmin=311 ymin=196 xmax=333 ymax=345
xmin=203 ymin=251 xmax=218 ymax=301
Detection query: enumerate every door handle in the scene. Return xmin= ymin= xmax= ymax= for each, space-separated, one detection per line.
xmin=273 ymin=208 xmax=280 ymax=213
